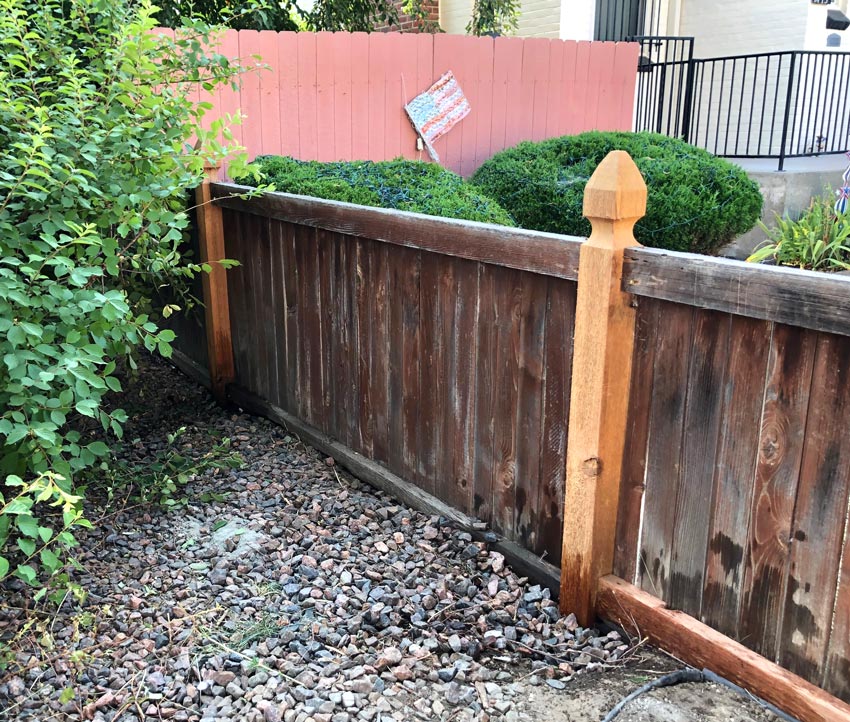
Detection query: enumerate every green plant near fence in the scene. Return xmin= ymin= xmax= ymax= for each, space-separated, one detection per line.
xmin=470 ymin=131 xmax=763 ymax=254
xmin=0 ymin=0 xmax=252 ymax=601
xmin=240 ymin=156 xmax=517 ymax=226
xmin=748 ymin=194 xmax=850 ymax=272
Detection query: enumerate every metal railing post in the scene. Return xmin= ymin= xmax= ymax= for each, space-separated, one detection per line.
xmin=778 ymin=52 xmax=798 ymax=171
xmin=681 ymin=38 xmax=696 ymax=143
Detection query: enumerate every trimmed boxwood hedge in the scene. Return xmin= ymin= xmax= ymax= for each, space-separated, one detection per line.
xmin=470 ymin=131 xmax=763 ymax=253
xmin=237 ymin=156 xmax=516 ymax=227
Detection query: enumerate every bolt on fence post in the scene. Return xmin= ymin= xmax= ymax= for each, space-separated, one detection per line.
xmin=560 ymin=151 xmax=647 ymax=624
xmin=196 ymin=163 xmax=235 ymax=403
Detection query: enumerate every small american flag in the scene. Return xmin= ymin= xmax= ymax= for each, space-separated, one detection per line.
xmin=404 ymin=71 xmax=470 ymax=163
xmin=836 ymin=186 xmax=850 ymax=214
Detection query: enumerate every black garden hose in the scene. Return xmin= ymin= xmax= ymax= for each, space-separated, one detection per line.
xmin=601 ymin=667 xmax=800 ymax=722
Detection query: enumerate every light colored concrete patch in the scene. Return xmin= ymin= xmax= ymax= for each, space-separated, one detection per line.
xmin=515 ymin=650 xmax=782 ymax=722
xmin=179 ymin=516 xmax=266 ymax=559
xmin=721 ymin=164 xmax=839 ymax=260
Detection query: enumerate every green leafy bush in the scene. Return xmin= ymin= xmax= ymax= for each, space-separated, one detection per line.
xmin=238 ymin=156 xmax=516 ymax=226
xmin=0 ymin=0 xmax=251 ymax=598
xmin=470 ymin=131 xmax=763 ymax=254
xmin=747 ymin=194 xmax=850 ymax=272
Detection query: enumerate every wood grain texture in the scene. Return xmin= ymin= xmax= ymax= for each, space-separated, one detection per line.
xmin=613 ymin=297 xmax=659 ymax=584
xmin=779 ymin=333 xmax=850 ymax=685
xmin=267 ymin=219 xmax=288 ymax=411
xmin=211 ymin=184 xmax=582 ymax=280
xmin=368 ymin=242 xmax=390 ymax=464
xmin=222 ymin=208 xmax=250 ymax=391
xmin=623 ymin=246 xmax=850 ymax=337
xmin=598 ymin=575 xmax=850 ymax=722
xmin=491 ymin=268 xmax=523 ymax=540
xmin=701 ymin=316 xmax=772 ymax=637
xmin=318 ymin=228 xmax=338 ymax=437
xmin=354 ymin=239 xmax=372 ymax=458
xmin=436 ymin=258 xmax=478 ymax=513
xmin=252 ymin=216 xmax=274 ymax=402
xmin=638 ymin=302 xmax=694 ymax=601
xmin=536 ymin=277 xmax=576 ymax=565
xmin=472 ymin=264 xmax=497 ymax=524
xmin=667 ymin=309 xmax=730 ymax=616
xmin=560 ymin=151 xmax=647 ymax=624
xmin=826 ymin=503 xmax=850 ymax=700
xmin=418 ymin=252 xmax=440 ymax=497
xmin=400 ymin=248 xmax=422 ymax=483
xmin=195 ymin=174 xmax=235 ymax=401
xmin=280 ymin=221 xmax=300 ymax=416
xmin=513 ymin=272 xmax=547 ymax=550
xmin=739 ymin=324 xmax=816 ymax=660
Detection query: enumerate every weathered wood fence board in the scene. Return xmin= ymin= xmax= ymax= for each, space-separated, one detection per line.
xmin=615 ymin=294 xmax=850 ymax=700
xmin=217 ymin=200 xmax=579 ymax=561
xmin=171 ymin=164 xmax=850 ymax=713
xmin=166 ymin=28 xmax=639 ymax=176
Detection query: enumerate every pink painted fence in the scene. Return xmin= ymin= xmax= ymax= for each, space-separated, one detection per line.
xmin=171 ymin=30 xmax=639 ymax=177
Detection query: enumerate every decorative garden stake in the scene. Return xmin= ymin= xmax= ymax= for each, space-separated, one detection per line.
xmin=560 ymin=150 xmax=647 ymax=625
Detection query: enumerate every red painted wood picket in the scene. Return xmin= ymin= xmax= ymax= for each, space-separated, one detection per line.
xmin=164 ymin=29 xmax=639 ymax=176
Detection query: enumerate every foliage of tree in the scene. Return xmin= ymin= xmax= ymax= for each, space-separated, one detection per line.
xmin=154 ymin=0 xmax=519 ymax=35
xmin=0 ymin=0 xmax=251 ymax=600
xmin=467 ymin=0 xmax=520 ymax=35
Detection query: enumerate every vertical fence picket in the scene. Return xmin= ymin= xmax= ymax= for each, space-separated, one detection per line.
xmin=297 ymin=33 xmax=318 ymax=160
xmin=278 ymin=32 xmax=300 ymax=158
xmin=739 ymin=325 xmax=816 ymax=659
xmin=350 ymin=32 xmax=371 ymax=161
xmin=195 ymin=167 xmax=235 ymax=403
xmin=383 ymin=33 xmax=405 ymax=162
xmin=257 ymin=30 xmax=281 ymax=156
xmin=779 ymin=334 xmax=850 ymax=679
xmin=701 ymin=316 xmax=771 ymax=637
xmin=237 ymin=30 xmax=263 ymax=161
xmin=315 ymin=32 xmax=336 ymax=163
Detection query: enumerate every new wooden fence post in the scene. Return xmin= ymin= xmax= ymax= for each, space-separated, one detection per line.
xmin=560 ymin=151 xmax=646 ymax=623
xmin=196 ymin=163 xmax=235 ymax=403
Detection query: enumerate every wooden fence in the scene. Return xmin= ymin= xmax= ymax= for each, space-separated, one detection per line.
xmin=167 ymin=28 xmax=639 ymax=176
xmin=171 ymin=155 xmax=850 ymax=721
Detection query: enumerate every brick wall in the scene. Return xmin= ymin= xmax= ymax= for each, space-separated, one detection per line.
xmin=374 ymin=0 xmax=441 ymax=32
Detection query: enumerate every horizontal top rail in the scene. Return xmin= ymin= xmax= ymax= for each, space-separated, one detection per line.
xmin=211 ymin=183 xmax=583 ymax=280
xmin=623 ymin=246 xmax=850 ymax=337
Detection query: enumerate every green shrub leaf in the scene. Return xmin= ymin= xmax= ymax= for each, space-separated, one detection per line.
xmin=470 ymin=131 xmax=763 ymax=254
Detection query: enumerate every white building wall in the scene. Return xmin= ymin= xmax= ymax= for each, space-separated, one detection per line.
xmin=516 ymin=0 xmax=561 ymax=37
xmin=440 ymin=0 xmax=473 ymax=34
xmin=676 ymin=0 xmax=808 ymax=56
xmin=559 ymin=0 xmax=594 ymax=40
xmin=440 ymin=0 xmax=562 ymax=37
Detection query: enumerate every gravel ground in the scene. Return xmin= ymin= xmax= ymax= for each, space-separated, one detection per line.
xmin=0 ymin=355 xmax=638 ymax=722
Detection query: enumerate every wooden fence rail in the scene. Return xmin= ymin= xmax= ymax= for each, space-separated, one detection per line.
xmin=171 ymin=154 xmax=850 ymax=721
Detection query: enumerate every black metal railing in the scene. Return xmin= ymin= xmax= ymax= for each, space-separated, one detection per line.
xmin=632 ymin=45 xmax=850 ymax=170
xmin=630 ymin=37 xmax=695 ymax=141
